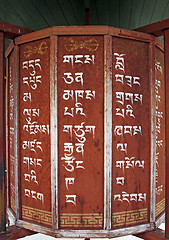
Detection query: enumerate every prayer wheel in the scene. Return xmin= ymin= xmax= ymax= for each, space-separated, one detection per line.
xmin=6 ymin=26 xmax=165 ymax=237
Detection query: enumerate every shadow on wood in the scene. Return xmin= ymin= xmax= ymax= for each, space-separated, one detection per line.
xmin=0 ymin=226 xmax=36 ymax=240
xmin=135 ymin=228 xmax=168 ymax=240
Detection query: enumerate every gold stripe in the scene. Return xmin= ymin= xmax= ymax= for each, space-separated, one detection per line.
xmin=22 ymin=206 xmax=52 ymax=226
xmin=156 ymin=198 xmax=165 ymax=217
xmin=60 ymin=213 xmax=102 ymax=228
xmin=112 ymin=208 xmax=148 ymax=227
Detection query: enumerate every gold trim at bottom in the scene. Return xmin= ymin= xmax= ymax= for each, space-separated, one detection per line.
xmin=156 ymin=198 xmax=165 ymax=217
xmin=22 ymin=206 xmax=52 ymax=226
xmin=112 ymin=208 xmax=148 ymax=227
xmin=60 ymin=213 xmax=103 ymax=228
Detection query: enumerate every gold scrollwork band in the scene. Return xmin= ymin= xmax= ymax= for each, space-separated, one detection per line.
xmin=112 ymin=208 xmax=148 ymax=227
xmin=64 ymin=38 xmax=99 ymax=52
xmin=22 ymin=206 xmax=52 ymax=226
xmin=156 ymin=198 xmax=165 ymax=217
xmin=10 ymin=196 xmax=16 ymax=213
xmin=60 ymin=213 xmax=102 ymax=228
xmin=24 ymin=42 xmax=48 ymax=58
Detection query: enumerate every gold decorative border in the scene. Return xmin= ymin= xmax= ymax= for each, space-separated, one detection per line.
xmin=60 ymin=213 xmax=102 ymax=228
xmin=64 ymin=38 xmax=99 ymax=52
xmin=112 ymin=208 xmax=148 ymax=227
xmin=156 ymin=198 xmax=165 ymax=217
xmin=22 ymin=206 xmax=52 ymax=226
xmin=10 ymin=196 xmax=16 ymax=213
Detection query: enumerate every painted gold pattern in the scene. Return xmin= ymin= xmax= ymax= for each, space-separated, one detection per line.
xmin=112 ymin=208 xmax=148 ymax=227
xmin=10 ymin=196 xmax=16 ymax=213
xmin=22 ymin=206 xmax=52 ymax=226
xmin=24 ymin=42 xmax=48 ymax=58
xmin=64 ymin=38 xmax=99 ymax=52
xmin=156 ymin=198 xmax=165 ymax=217
xmin=60 ymin=213 xmax=102 ymax=228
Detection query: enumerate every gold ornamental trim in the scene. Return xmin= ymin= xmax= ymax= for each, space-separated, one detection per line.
xmin=24 ymin=42 xmax=48 ymax=58
xmin=112 ymin=208 xmax=148 ymax=227
xmin=156 ymin=198 xmax=165 ymax=217
xmin=22 ymin=206 xmax=52 ymax=226
xmin=64 ymin=38 xmax=99 ymax=52
xmin=60 ymin=213 xmax=102 ymax=228
xmin=10 ymin=196 xmax=16 ymax=213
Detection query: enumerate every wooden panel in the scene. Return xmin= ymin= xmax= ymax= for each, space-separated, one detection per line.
xmin=112 ymin=37 xmax=150 ymax=228
xmin=19 ymin=38 xmax=52 ymax=227
xmin=0 ymin=32 xmax=5 ymax=233
xmin=57 ymin=36 xmax=104 ymax=229
xmin=7 ymin=50 xmax=16 ymax=213
xmin=164 ymin=29 xmax=169 ymax=239
xmin=155 ymin=46 xmax=165 ymax=219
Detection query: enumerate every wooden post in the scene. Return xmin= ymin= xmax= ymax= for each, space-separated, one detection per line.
xmin=0 ymin=32 xmax=5 ymax=234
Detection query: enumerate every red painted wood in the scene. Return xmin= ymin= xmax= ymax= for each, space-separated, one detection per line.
xmin=164 ymin=29 xmax=169 ymax=239
xmin=0 ymin=21 xmax=32 ymax=39
xmin=0 ymin=226 xmax=35 ymax=239
xmin=135 ymin=228 xmax=166 ymax=240
xmin=134 ymin=18 xmax=169 ymax=37
xmin=0 ymin=32 xmax=5 ymax=233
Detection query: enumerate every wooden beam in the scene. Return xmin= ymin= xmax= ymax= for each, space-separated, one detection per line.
xmin=0 ymin=32 xmax=5 ymax=234
xmin=134 ymin=18 xmax=169 ymax=37
xmin=0 ymin=21 xmax=32 ymax=39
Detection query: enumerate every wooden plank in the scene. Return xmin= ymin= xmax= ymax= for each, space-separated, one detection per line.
xmin=0 ymin=32 xmax=5 ymax=234
xmin=104 ymin=35 xmax=112 ymax=230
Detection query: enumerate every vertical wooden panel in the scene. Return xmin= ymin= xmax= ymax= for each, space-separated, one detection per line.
xmin=104 ymin=35 xmax=112 ymax=230
xmin=149 ymin=41 xmax=156 ymax=223
xmin=50 ymin=35 xmax=58 ymax=229
xmin=14 ymin=45 xmax=20 ymax=220
xmin=19 ymin=38 xmax=52 ymax=227
xmin=7 ymin=49 xmax=16 ymax=214
xmin=0 ymin=32 xmax=5 ymax=233
xmin=155 ymin=46 xmax=165 ymax=219
xmin=58 ymin=36 xmax=104 ymax=229
xmin=112 ymin=37 xmax=150 ymax=229
xmin=164 ymin=29 xmax=169 ymax=238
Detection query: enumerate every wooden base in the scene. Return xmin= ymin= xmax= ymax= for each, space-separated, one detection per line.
xmin=0 ymin=226 xmax=35 ymax=240
xmin=135 ymin=228 xmax=168 ymax=240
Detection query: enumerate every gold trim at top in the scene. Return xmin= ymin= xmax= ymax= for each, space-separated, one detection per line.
xmin=24 ymin=42 xmax=48 ymax=58
xmin=60 ymin=213 xmax=102 ymax=228
xmin=64 ymin=38 xmax=99 ymax=52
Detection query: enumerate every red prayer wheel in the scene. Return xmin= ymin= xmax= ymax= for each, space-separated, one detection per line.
xmin=6 ymin=26 xmax=165 ymax=238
